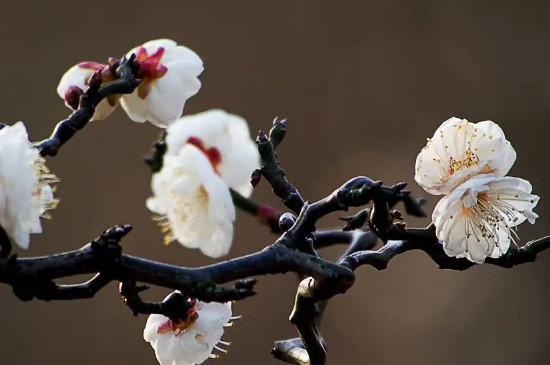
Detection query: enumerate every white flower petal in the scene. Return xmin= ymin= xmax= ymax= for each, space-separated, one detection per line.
xmin=143 ymin=295 xmax=232 ymax=365
xmin=119 ymin=91 xmax=150 ymax=123
xmin=147 ymin=76 xmax=195 ymax=127
xmin=432 ymin=174 xmax=539 ymax=264
xmin=144 ymin=314 xmax=170 ymax=342
xmin=466 ymin=233 xmax=493 ymax=264
xmin=147 ymin=145 xmax=235 ymax=258
xmin=415 ymin=118 xmax=517 ymax=195
xmin=194 ymin=302 xmax=232 ymax=334
xmin=489 ymin=226 xmax=511 ymax=259
xmin=56 ymin=64 xmax=91 ymax=99
xmin=165 ymin=109 xmax=260 ymax=197
xmin=0 ymin=122 xmax=58 ymax=249
xmin=121 ymin=39 xmax=203 ymax=127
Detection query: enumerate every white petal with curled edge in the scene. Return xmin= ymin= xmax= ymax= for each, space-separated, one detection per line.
xmin=165 ymin=109 xmax=260 ymax=197
xmin=121 ymin=39 xmax=203 ymax=127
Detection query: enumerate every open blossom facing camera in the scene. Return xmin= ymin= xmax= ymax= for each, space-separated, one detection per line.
xmin=144 ymin=294 xmax=234 ymax=365
xmin=432 ymin=174 xmax=539 ymax=263
xmin=415 ymin=117 xmax=516 ymax=195
xmin=120 ymin=39 xmax=204 ymax=127
xmin=165 ymin=109 xmax=260 ymax=197
xmin=0 ymin=122 xmax=58 ymax=249
xmin=57 ymin=38 xmax=203 ymax=127
xmin=147 ymin=144 xmax=235 ymax=258
xmin=56 ymin=62 xmax=119 ymax=120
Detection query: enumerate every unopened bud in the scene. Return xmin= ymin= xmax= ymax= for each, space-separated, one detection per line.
xmin=278 ymin=212 xmax=296 ymax=231
xmin=256 ymin=130 xmax=269 ymax=145
xmin=64 ymin=86 xmax=84 ymax=110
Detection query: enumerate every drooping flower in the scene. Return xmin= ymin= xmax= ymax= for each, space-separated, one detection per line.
xmin=56 ymin=61 xmax=119 ymax=120
xmin=146 ymin=144 xmax=235 ymax=258
xmin=120 ymin=39 xmax=203 ymax=127
xmin=165 ymin=109 xmax=260 ymax=197
xmin=143 ymin=294 xmax=234 ymax=365
xmin=432 ymin=173 xmax=539 ymax=263
xmin=56 ymin=39 xmax=203 ymax=127
xmin=415 ymin=117 xmax=516 ymax=195
xmin=0 ymin=122 xmax=58 ymax=249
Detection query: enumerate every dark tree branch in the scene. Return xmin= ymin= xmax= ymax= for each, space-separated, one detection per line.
xmin=340 ymin=226 xmax=550 ymax=272
xmin=0 ymin=222 xmax=355 ymax=303
xmin=119 ymin=278 xmax=258 ymax=318
xmin=256 ymin=127 xmax=305 ymax=214
xmin=144 ymin=139 xmax=167 ymax=173
xmin=36 ymin=55 xmax=139 ymax=157
xmin=1 ymin=162 xmax=545 ymax=365
xmin=0 ymin=225 xmax=11 ymax=259
xmin=13 ymin=273 xmax=112 ymax=302
xmin=279 ymin=176 xmax=409 ymax=255
xmin=312 ymin=230 xmax=356 ymax=249
xmin=289 ymin=277 xmax=326 ymax=365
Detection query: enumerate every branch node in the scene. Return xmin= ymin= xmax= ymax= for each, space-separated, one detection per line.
xmin=279 ymin=212 xmax=297 ymax=232
xmin=90 ymin=224 xmax=132 ymax=264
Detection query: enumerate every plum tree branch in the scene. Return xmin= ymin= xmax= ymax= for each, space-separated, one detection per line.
xmin=256 ymin=121 xmax=305 ymax=214
xmin=340 ymin=226 xmax=550 ymax=271
xmin=3 ymin=102 xmax=548 ymax=365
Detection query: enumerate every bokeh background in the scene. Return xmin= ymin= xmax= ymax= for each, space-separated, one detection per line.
xmin=1 ymin=1 xmax=550 ymax=364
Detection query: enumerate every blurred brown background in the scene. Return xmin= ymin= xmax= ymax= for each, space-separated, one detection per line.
xmin=1 ymin=1 xmax=550 ymax=364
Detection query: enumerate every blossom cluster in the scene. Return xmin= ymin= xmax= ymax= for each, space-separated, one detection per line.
xmin=57 ymin=39 xmax=203 ymax=126
xmin=147 ymin=109 xmax=259 ymax=258
xmin=415 ymin=117 xmax=539 ymax=263
xmin=59 ymin=39 xmax=259 ymax=258
xmin=0 ymin=38 xmax=258 ymax=365
xmin=58 ymin=39 xmax=259 ymax=365
xmin=0 ymin=37 xmax=542 ymax=365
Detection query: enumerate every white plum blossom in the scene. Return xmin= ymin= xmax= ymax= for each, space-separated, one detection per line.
xmin=0 ymin=122 xmax=58 ymax=249
xmin=144 ymin=294 xmax=234 ymax=365
xmin=56 ymin=61 xmax=119 ymax=120
xmin=165 ymin=109 xmax=260 ymax=197
xmin=120 ymin=39 xmax=204 ymax=127
xmin=147 ymin=144 xmax=235 ymax=258
xmin=415 ymin=117 xmax=516 ymax=196
xmin=432 ymin=173 xmax=539 ymax=263
xmin=56 ymin=38 xmax=203 ymax=127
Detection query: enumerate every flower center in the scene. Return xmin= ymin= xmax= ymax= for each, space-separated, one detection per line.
xmin=135 ymin=46 xmax=168 ymax=99
xmin=460 ymin=191 xmax=525 ymax=248
xmin=186 ymin=137 xmax=222 ymax=171
xmin=33 ymin=156 xmax=59 ymax=219
xmin=153 ymin=184 xmax=211 ymax=246
xmin=448 ymin=148 xmax=479 ymax=175
xmin=156 ymin=300 xmax=199 ymax=337
xmin=77 ymin=60 xmax=119 ymax=86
